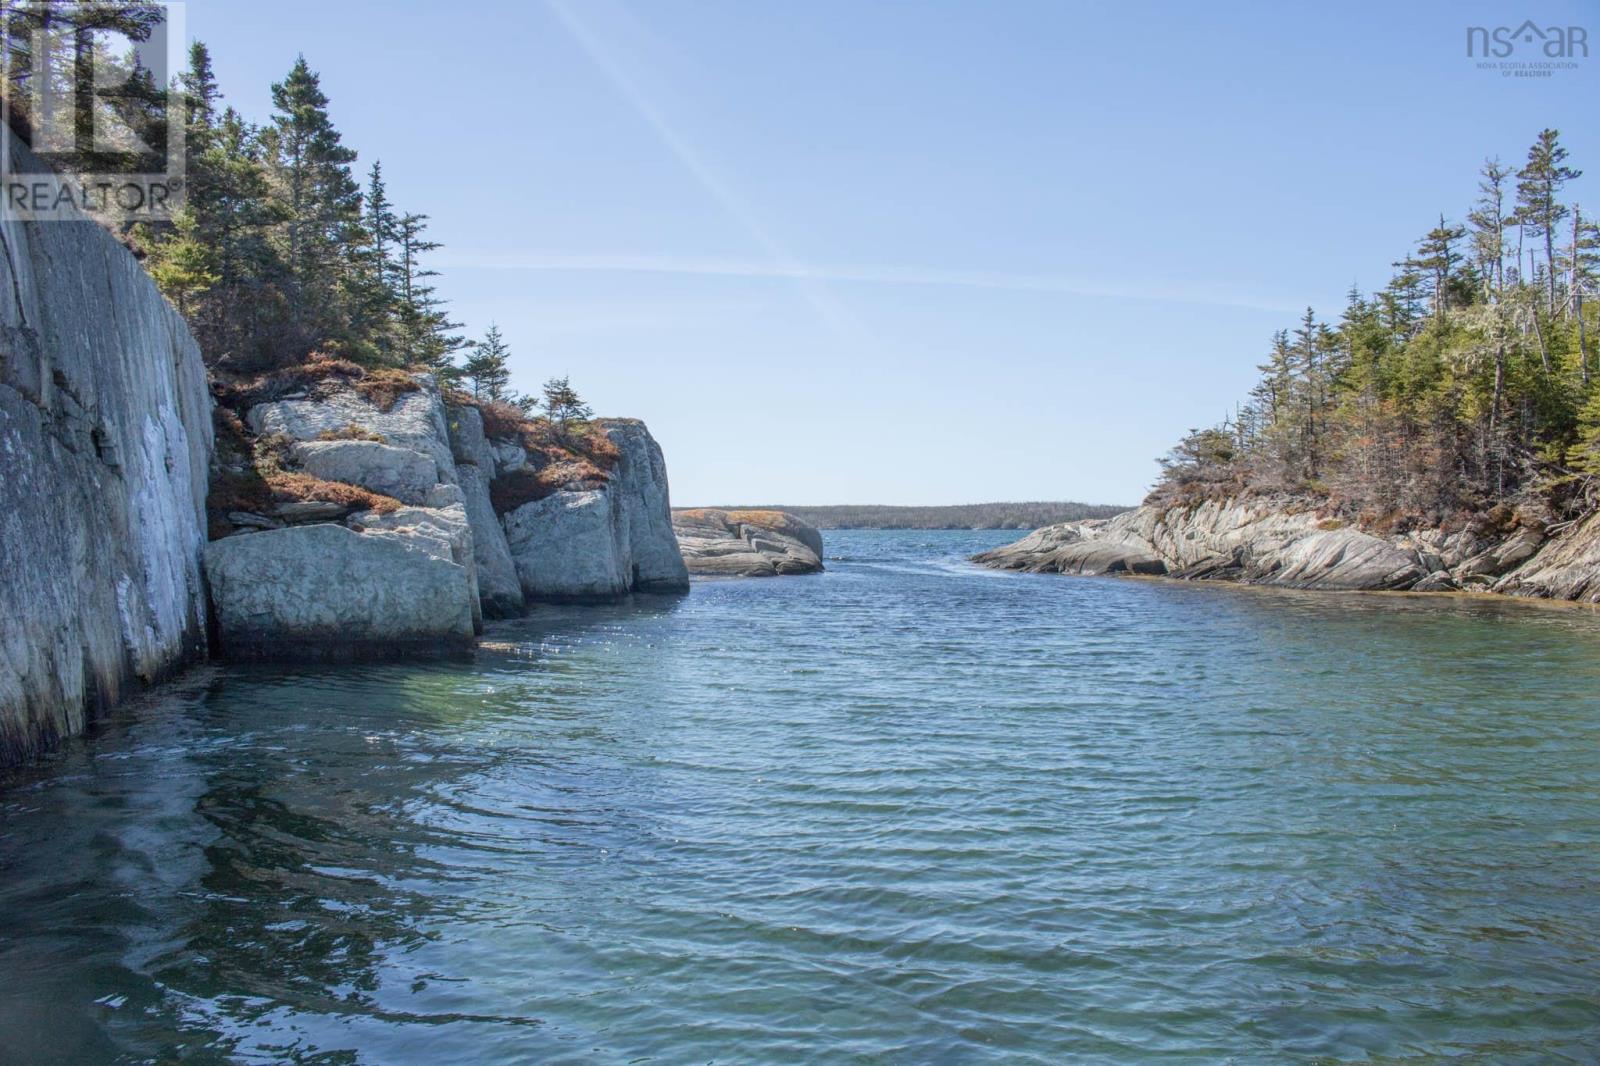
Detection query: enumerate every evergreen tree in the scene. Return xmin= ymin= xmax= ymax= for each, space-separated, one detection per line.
xmin=541 ymin=376 xmax=593 ymax=432
xmin=1515 ymin=129 xmax=1582 ymax=317
xmin=1410 ymin=216 xmax=1467 ymax=324
xmin=463 ymin=324 xmax=513 ymax=401
xmin=1468 ymin=158 xmax=1511 ymax=299
xmin=393 ymin=211 xmax=466 ymax=378
xmin=262 ymin=56 xmax=363 ymax=356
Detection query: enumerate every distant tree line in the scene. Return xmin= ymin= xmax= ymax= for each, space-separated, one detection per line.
xmin=1 ymin=8 xmax=590 ymax=421
xmin=713 ymin=502 xmax=1128 ymax=530
xmin=1156 ymin=129 xmax=1599 ymax=528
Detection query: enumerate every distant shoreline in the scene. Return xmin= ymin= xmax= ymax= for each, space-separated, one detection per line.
xmin=679 ymin=502 xmax=1128 ymax=531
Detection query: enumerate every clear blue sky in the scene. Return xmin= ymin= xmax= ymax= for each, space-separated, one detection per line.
xmin=191 ymin=0 xmax=1598 ymax=506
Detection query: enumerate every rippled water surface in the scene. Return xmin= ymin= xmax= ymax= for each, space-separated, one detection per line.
xmin=5 ymin=530 xmax=1600 ymax=1063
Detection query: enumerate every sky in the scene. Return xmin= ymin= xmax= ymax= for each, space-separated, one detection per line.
xmin=188 ymin=0 xmax=1599 ymax=506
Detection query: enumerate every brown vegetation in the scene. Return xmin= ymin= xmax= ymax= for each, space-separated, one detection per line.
xmin=315 ymin=423 xmax=388 ymax=443
xmin=210 ymin=356 xmax=421 ymax=415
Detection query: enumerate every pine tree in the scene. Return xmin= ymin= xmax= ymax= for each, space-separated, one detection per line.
xmin=393 ymin=211 xmax=467 ymax=378
xmin=1468 ymin=158 xmax=1511 ymax=299
xmin=1409 ymin=216 xmax=1467 ymax=324
xmin=262 ymin=56 xmax=363 ymax=357
xmin=541 ymin=376 xmax=593 ymax=433
xmin=463 ymin=324 xmax=513 ymax=401
xmin=143 ymin=208 xmax=218 ymax=315
xmin=1516 ymin=129 xmax=1582 ymax=317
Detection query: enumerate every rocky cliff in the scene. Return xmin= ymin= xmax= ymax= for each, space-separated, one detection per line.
xmin=500 ymin=419 xmax=690 ymax=600
xmin=0 ymin=139 xmax=213 ymax=765
xmin=974 ymin=496 xmax=1600 ymax=602
xmin=203 ymin=376 xmax=688 ymax=657
xmin=672 ymin=509 xmax=825 ymax=576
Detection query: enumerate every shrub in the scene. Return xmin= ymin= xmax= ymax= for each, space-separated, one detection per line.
xmin=315 ymin=423 xmax=387 ymax=444
xmin=210 ymin=360 xmax=420 ymax=414
xmin=489 ymin=461 xmax=609 ymax=515
xmin=353 ymin=368 xmax=421 ymax=410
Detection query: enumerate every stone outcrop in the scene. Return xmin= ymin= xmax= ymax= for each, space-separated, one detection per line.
xmin=1491 ymin=512 xmax=1600 ymax=602
xmin=206 ymin=381 xmax=689 ymax=652
xmin=206 ymin=374 xmax=487 ymax=658
xmin=498 ymin=419 xmax=690 ymax=600
xmin=672 ymin=509 xmax=825 ymax=577
xmin=0 ymin=137 xmax=213 ymax=765
xmin=204 ymin=524 xmax=476 ymax=660
xmin=974 ymin=495 xmax=1600 ymax=601
xmin=444 ymin=404 xmax=524 ymax=617
xmin=290 ymin=438 xmax=441 ymax=504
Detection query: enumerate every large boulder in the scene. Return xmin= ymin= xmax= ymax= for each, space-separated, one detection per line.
xmin=0 ymin=136 xmax=213 ymax=766
xmin=672 ymin=509 xmax=825 ymax=577
xmin=290 ymin=438 xmax=442 ymax=504
xmin=225 ymin=380 xmax=535 ymax=626
xmin=204 ymin=524 xmax=476 ymax=660
xmin=503 ymin=489 xmax=630 ymax=600
xmin=348 ymin=503 xmax=483 ymax=633
xmin=496 ymin=419 xmax=689 ymax=601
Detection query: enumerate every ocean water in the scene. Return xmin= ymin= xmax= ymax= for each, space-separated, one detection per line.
xmin=3 ymin=529 xmax=1600 ymax=1063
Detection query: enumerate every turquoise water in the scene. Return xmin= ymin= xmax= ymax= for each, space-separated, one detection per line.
xmin=4 ymin=529 xmax=1600 ymax=1063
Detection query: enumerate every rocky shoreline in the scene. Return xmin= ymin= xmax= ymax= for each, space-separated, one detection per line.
xmin=973 ymin=496 xmax=1600 ymax=602
xmin=672 ymin=509 xmax=825 ymax=577
xmin=204 ymin=374 xmax=690 ymax=659
xmin=0 ymin=133 xmax=693 ymax=764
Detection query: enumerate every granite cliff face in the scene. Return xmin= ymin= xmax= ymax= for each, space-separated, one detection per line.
xmin=974 ymin=496 xmax=1600 ymax=602
xmin=672 ymin=509 xmax=825 ymax=577
xmin=0 ymin=139 xmax=213 ymax=765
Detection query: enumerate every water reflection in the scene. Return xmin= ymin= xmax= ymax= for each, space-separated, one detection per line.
xmin=2 ymin=534 xmax=1599 ymax=1062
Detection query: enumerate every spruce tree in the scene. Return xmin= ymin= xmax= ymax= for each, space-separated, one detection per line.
xmin=464 ymin=324 xmax=513 ymax=401
xmin=1516 ymin=129 xmax=1582 ymax=317
xmin=541 ymin=376 xmax=593 ymax=433
xmin=263 ymin=56 xmax=363 ymax=357
xmin=1468 ymin=158 xmax=1511 ymax=299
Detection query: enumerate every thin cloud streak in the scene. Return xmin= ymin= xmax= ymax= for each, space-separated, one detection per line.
xmin=542 ymin=0 xmax=876 ymax=348
xmin=435 ymin=250 xmax=1300 ymax=314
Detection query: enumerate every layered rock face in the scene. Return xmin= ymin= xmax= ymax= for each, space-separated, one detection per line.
xmin=205 ymin=382 xmax=689 ymax=656
xmin=499 ymin=419 xmax=690 ymax=600
xmin=974 ymin=496 xmax=1600 ymax=601
xmin=672 ymin=509 xmax=825 ymax=577
xmin=0 ymin=139 xmax=213 ymax=765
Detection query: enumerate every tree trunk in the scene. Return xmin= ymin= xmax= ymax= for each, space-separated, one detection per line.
xmin=1530 ymin=306 xmax=1551 ymax=372
xmin=1545 ymin=202 xmax=1558 ymax=317
xmin=1574 ymin=204 xmax=1587 ymax=384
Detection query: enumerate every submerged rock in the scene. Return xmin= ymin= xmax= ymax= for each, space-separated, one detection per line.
xmin=672 ymin=509 xmax=825 ymax=577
